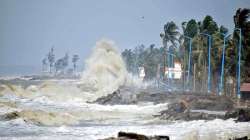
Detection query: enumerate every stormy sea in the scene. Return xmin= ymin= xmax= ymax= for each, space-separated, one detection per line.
xmin=0 ymin=40 xmax=250 ymax=140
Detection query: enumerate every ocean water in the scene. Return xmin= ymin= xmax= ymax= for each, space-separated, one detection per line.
xmin=0 ymin=87 xmax=250 ymax=140
xmin=0 ymin=39 xmax=250 ymax=140
xmin=0 ymin=65 xmax=40 ymax=77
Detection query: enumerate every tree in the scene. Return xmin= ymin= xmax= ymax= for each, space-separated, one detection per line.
xmin=143 ymin=44 xmax=161 ymax=80
xmin=72 ymin=54 xmax=79 ymax=73
xmin=47 ymin=47 xmax=55 ymax=74
xmin=62 ymin=53 xmax=69 ymax=69
xmin=180 ymin=16 xmax=222 ymax=92
xmin=180 ymin=19 xmax=199 ymax=75
xmin=54 ymin=53 xmax=69 ymax=75
xmin=55 ymin=58 xmax=64 ymax=74
xmin=184 ymin=19 xmax=198 ymax=38
xmin=233 ymin=8 xmax=250 ymax=82
xmin=160 ymin=21 xmax=180 ymax=79
xmin=201 ymin=15 xmax=219 ymax=34
xmin=122 ymin=49 xmax=135 ymax=73
xmin=191 ymin=35 xmax=208 ymax=91
xmin=121 ymin=44 xmax=166 ymax=80
xmin=219 ymin=25 xmax=229 ymax=35
xmin=42 ymin=58 xmax=47 ymax=72
xmin=133 ymin=44 xmax=146 ymax=68
xmin=160 ymin=21 xmax=179 ymax=49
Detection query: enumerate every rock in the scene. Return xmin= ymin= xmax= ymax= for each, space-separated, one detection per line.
xmin=225 ymin=108 xmax=250 ymax=122
xmin=229 ymin=136 xmax=249 ymax=140
xmin=93 ymin=87 xmax=235 ymax=111
xmin=100 ymin=137 xmax=118 ymax=140
xmin=153 ymin=135 xmax=170 ymax=140
xmin=93 ymin=88 xmax=141 ymax=105
xmin=93 ymin=87 xmax=176 ymax=105
xmin=237 ymin=109 xmax=250 ymax=122
xmin=100 ymin=131 xmax=169 ymax=140
xmin=118 ymin=131 xmax=150 ymax=140
xmin=93 ymin=90 xmax=123 ymax=105
xmin=158 ymin=96 xmax=231 ymax=121
xmin=0 ymin=110 xmax=80 ymax=126
xmin=155 ymin=94 xmax=238 ymax=121
xmin=225 ymin=110 xmax=238 ymax=119
xmin=187 ymin=95 xmax=234 ymax=111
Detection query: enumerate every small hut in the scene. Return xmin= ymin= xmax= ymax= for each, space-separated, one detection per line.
xmin=240 ymin=83 xmax=250 ymax=100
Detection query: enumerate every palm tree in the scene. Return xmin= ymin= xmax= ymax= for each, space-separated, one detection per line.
xmin=72 ymin=54 xmax=79 ymax=73
xmin=234 ymin=8 xmax=250 ymax=82
xmin=192 ymin=35 xmax=207 ymax=92
xmin=160 ymin=21 xmax=179 ymax=79
xmin=42 ymin=58 xmax=47 ymax=72
xmin=54 ymin=53 xmax=69 ymax=75
xmin=211 ymin=32 xmax=225 ymax=92
xmin=48 ymin=47 xmax=55 ymax=74
xmin=180 ymin=19 xmax=199 ymax=90
xmin=160 ymin=21 xmax=179 ymax=49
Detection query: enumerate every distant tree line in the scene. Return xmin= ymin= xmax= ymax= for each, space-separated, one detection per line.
xmin=42 ymin=47 xmax=80 ymax=75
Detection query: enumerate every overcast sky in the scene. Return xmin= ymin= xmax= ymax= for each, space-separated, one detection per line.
xmin=0 ymin=0 xmax=249 ymax=71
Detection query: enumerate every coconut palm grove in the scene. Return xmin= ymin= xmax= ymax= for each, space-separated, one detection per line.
xmin=122 ymin=8 xmax=250 ymax=98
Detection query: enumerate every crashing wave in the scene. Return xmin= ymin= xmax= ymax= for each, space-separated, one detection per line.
xmin=0 ymin=39 xmax=145 ymax=103
xmin=79 ymin=39 xmax=128 ymax=100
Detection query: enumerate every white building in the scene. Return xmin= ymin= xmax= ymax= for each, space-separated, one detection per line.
xmin=138 ymin=67 xmax=145 ymax=79
xmin=165 ymin=62 xmax=182 ymax=79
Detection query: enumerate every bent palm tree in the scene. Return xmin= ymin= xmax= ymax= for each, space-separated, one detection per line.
xmin=160 ymin=21 xmax=179 ymax=79
xmin=160 ymin=21 xmax=179 ymax=49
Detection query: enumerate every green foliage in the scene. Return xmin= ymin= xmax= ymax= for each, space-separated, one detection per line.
xmin=181 ymin=15 xmax=225 ymax=91
xmin=47 ymin=47 xmax=55 ymax=73
xmin=233 ymin=8 xmax=250 ymax=82
xmin=201 ymin=15 xmax=219 ymax=34
xmin=161 ymin=21 xmax=179 ymax=48
xmin=72 ymin=54 xmax=79 ymax=71
xmin=122 ymin=49 xmax=136 ymax=73
xmin=184 ymin=19 xmax=198 ymax=38
xmin=219 ymin=25 xmax=229 ymax=35
xmin=122 ymin=10 xmax=250 ymax=84
xmin=122 ymin=44 xmax=166 ymax=80
xmin=55 ymin=53 xmax=69 ymax=73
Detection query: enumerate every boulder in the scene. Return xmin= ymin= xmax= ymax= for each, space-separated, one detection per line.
xmin=93 ymin=88 xmax=141 ymax=105
xmin=118 ymin=131 xmax=149 ymax=140
xmin=229 ymin=136 xmax=249 ymax=140
xmin=237 ymin=109 xmax=250 ymax=122
xmin=187 ymin=95 xmax=234 ymax=111
xmin=225 ymin=108 xmax=250 ymax=122
xmin=1 ymin=111 xmax=20 ymax=120
xmin=100 ymin=131 xmax=169 ymax=140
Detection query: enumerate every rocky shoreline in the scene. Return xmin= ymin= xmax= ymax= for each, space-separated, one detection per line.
xmin=93 ymin=87 xmax=250 ymax=122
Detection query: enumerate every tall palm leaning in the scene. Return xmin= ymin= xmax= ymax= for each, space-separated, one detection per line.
xmin=192 ymin=35 xmax=207 ymax=92
xmin=160 ymin=21 xmax=179 ymax=79
xmin=234 ymin=8 xmax=250 ymax=82
xmin=160 ymin=21 xmax=179 ymax=50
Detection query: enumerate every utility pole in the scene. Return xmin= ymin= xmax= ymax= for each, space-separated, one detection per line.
xmin=183 ymin=36 xmax=192 ymax=91
xmin=219 ymin=33 xmax=229 ymax=95
xmin=193 ymin=63 xmax=196 ymax=92
xmin=200 ymin=33 xmax=212 ymax=93
xmin=234 ymin=28 xmax=242 ymax=99
xmin=163 ymin=52 xmax=166 ymax=81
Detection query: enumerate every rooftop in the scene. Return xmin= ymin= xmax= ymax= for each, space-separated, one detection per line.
xmin=240 ymin=83 xmax=250 ymax=92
